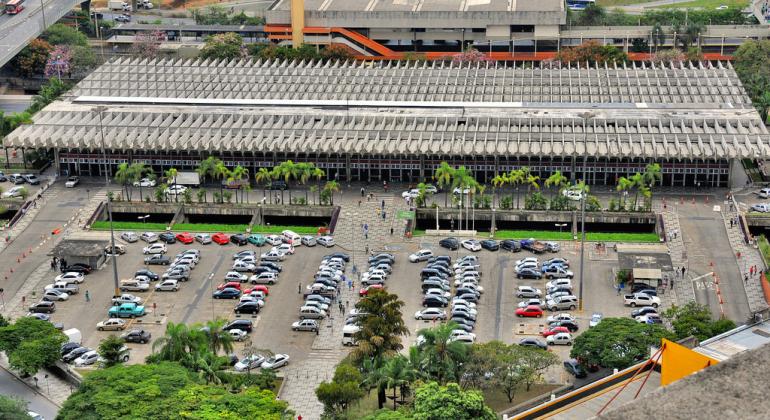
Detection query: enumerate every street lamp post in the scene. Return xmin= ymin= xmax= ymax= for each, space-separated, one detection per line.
xmin=95 ymin=106 xmax=120 ymax=297
xmin=555 ymin=223 xmax=567 ymax=233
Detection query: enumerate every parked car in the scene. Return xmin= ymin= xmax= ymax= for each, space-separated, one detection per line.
xmin=229 ymin=329 xmax=248 ymax=341
xmin=195 ymin=233 xmax=212 ymax=244
xmin=636 ymin=313 xmax=663 ymax=324
xmin=135 ymin=269 xmax=159 ymax=281
xmin=292 ymin=319 xmax=319 ymax=332
xmin=234 ymin=301 xmax=261 ymax=314
xmin=212 ymin=233 xmax=230 ymax=245
xmin=120 ymin=279 xmax=150 ymax=292
xmin=265 ymin=235 xmax=283 ymax=246
xmin=300 ymin=235 xmax=316 ymax=246
xmin=480 ymin=240 xmax=499 ymax=251
xmin=60 ymin=263 xmax=93 ymax=274
xmin=213 ymin=288 xmax=241 ymax=299
xmin=261 ymin=354 xmax=290 ymax=369
xmin=547 ymin=332 xmax=573 ymax=345
xmin=542 ymin=326 xmax=570 ymax=337
xmin=631 ymin=307 xmax=658 ymax=318
xmin=175 ymin=232 xmax=194 ymax=244
xmin=223 ymin=319 xmax=253 ymax=333
xmin=549 ymin=319 xmax=579 ymax=332
xmin=461 ymin=239 xmax=482 ymax=252
xmin=104 ymin=244 xmax=127 ymax=255
xmin=317 ymin=236 xmax=335 ymax=247
xmin=248 ymin=234 xmax=266 ymax=246
xmin=414 ymin=308 xmax=447 ymax=320
xmin=74 ymin=350 xmax=100 ymax=366
xmin=564 ymin=359 xmax=587 ymax=378
xmin=158 ymin=232 xmax=176 ymax=244
xmin=55 ymin=272 xmax=85 ymax=284
xmin=519 ymin=338 xmax=547 ymax=350
xmin=140 ymin=232 xmax=159 ymax=243
xmin=500 ymin=239 xmax=521 ymax=252
xmin=120 ymin=231 xmax=139 ymax=243
xmin=1 ymin=186 xmax=25 ymax=198
xmin=133 ymin=178 xmax=156 ymax=187
xmin=62 ymin=347 xmax=90 ymax=363
xmin=155 ymin=280 xmax=179 ymax=291
xmin=230 ymin=234 xmax=248 ymax=246
xmin=111 ymin=294 xmax=143 ymax=305
xmin=144 ymin=254 xmax=170 ymax=265
xmin=234 ymin=354 xmax=265 ymax=372
xmin=439 ymin=237 xmax=459 ymax=250
xmin=409 ymin=249 xmax=433 ymax=262
xmin=516 ymin=286 xmax=542 ymax=298
xmin=65 ymin=176 xmax=79 ymax=187
xmin=516 ymin=305 xmax=543 ymax=318
xmin=29 ymin=301 xmax=56 ymax=313
xmin=97 ymin=318 xmax=127 ymax=331
xmin=121 ymin=329 xmax=151 ymax=344
xmin=108 ymin=303 xmax=146 ymax=318
xmin=142 ymin=243 xmax=167 ymax=255
xmin=23 ymin=174 xmax=40 ymax=185
xmin=590 ymin=312 xmax=603 ymax=327
xmin=516 ymin=268 xmax=543 ymax=279
xmin=260 ymin=249 xmax=286 ymax=261
xmin=164 ymin=184 xmax=187 ymax=196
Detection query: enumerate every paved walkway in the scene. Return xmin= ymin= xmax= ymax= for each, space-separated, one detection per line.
xmin=659 ymin=208 xmax=694 ymax=307
xmin=723 ymin=198 xmax=768 ymax=313
xmin=279 ymin=190 xmax=405 ymax=420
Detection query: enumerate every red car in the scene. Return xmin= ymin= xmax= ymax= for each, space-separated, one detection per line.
xmin=359 ymin=284 xmax=384 ymax=296
xmin=212 ymin=233 xmax=229 ymax=245
xmin=541 ymin=326 xmax=570 ymax=337
xmin=216 ymin=281 xmax=241 ymax=291
xmin=515 ymin=305 xmax=544 ymax=318
xmin=175 ymin=232 xmax=194 ymax=244
xmin=244 ymin=285 xmax=269 ymax=296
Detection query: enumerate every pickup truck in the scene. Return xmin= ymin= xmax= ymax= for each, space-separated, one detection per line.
xmin=111 ymin=294 xmax=143 ymax=305
xmin=623 ymin=293 xmax=661 ymax=308
xmin=44 ymin=282 xmax=79 ymax=295
xmin=520 ymin=239 xmax=547 ymax=254
xmin=108 ymin=302 xmax=146 ymax=318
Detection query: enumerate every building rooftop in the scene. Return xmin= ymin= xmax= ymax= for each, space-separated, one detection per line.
xmin=6 ymin=58 xmax=769 ymax=160
xmin=269 ymin=0 xmax=563 ymax=13
xmin=51 ymin=239 xmax=108 ymax=258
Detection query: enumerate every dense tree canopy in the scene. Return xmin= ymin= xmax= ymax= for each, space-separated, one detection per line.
xmin=412 ymin=382 xmax=495 ymax=420
xmin=41 ymin=23 xmax=89 ymax=47
xmin=200 ymin=33 xmax=244 ymax=61
xmin=58 ymin=362 xmax=290 ymax=420
xmin=13 ymin=39 xmax=53 ymax=77
xmin=734 ymin=40 xmax=770 ymax=121
xmin=0 ymin=317 xmax=66 ymax=376
xmin=570 ymin=317 xmax=674 ymax=370
xmin=0 ymin=395 xmax=29 ymax=420
xmin=663 ymin=302 xmax=736 ymax=342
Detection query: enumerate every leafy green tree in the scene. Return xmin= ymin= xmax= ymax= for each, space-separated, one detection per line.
xmin=200 ymin=33 xmax=244 ymax=61
xmin=115 ymin=162 xmax=133 ymax=200
xmin=316 ymin=362 xmax=366 ymax=416
xmin=571 ymin=317 xmax=674 ymax=370
xmin=28 ymin=78 xmax=71 ymax=113
xmin=70 ymin=45 xmax=97 ymax=74
xmin=616 ymin=176 xmax=634 ymax=210
xmin=545 ymin=171 xmax=568 ymax=200
xmin=363 ymin=408 xmax=413 ymax=420
xmin=151 ymin=322 xmax=207 ymax=367
xmin=524 ymin=191 xmax=547 ymax=210
xmin=129 ymin=162 xmax=153 ymax=201
xmin=201 ymin=318 xmax=234 ymax=355
xmin=434 ymin=162 xmax=455 ymax=207
xmin=0 ymin=314 xmax=8 ymax=327
xmin=321 ymin=44 xmax=354 ymax=62
xmin=518 ymin=346 xmax=558 ymax=392
xmin=14 ymin=39 xmax=53 ymax=77
xmin=98 ymin=335 xmax=129 ymax=367
xmin=41 ymin=23 xmax=88 ymax=46
xmin=175 ymin=384 xmax=290 ymax=419
xmin=663 ymin=302 xmax=736 ymax=341
xmin=0 ymin=395 xmax=29 ymax=419
xmin=734 ymin=40 xmax=770 ymax=119
xmin=414 ymin=322 xmax=469 ymax=385
xmin=323 ymin=180 xmax=340 ymax=206
xmin=411 ymin=382 xmax=495 ymax=420
xmin=213 ymin=160 xmax=230 ymax=203
xmin=381 ymin=353 xmax=421 ymax=409
xmin=352 ymin=289 xmax=409 ymax=364
xmin=556 ymin=40 xmax=628 ymax=66
xmin=0 ymin=317 xmax=66 ymax=376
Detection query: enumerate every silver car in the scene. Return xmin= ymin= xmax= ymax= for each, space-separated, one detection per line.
xmin=291 ymin=319 xmax=319 ymax=332
xmin=195 ymin=233 xmax=212 ymax=244
xmin=301 ymin=236 xmax=317 ymax=246
xmin=120 ymin=232 xmax=139 ymax=243
xmin=140 ymin=232 xmax=159 ymax=243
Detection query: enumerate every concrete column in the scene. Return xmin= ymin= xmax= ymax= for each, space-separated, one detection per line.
xmin=419 ymin=155 xmax=425 ymax=181
xmin=54 ymin=148 xmax=61 ymax=175
xmin=345 ymin=154 xmax=351 ymax=182
xmin=490 ymin=208 xmax=496 ymax=238
xmin=571 ymin=210 xmax=578 ymax=236
xmin=290 ymin=0 xmax=305 ymax=48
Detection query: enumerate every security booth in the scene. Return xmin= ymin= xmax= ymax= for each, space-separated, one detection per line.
xmin=616 ymin=244 xmax=674 ymax=291
xmin=51 ymin=239 xmax=109 ymax=269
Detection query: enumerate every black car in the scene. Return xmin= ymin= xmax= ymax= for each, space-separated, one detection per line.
xmin=456 ymin=293 xmax=479 ymax=303
xmin=451 ymin=317 xmax=475 ymax=328
xmin=135 ymin=269 xmax=159 ymax=281
xmin=422 ymin=295 xmax=448 ymax=308
xmin=425 ymin=264 xmax=451 ymax=276
xmin=480 ymin=240 xmax=499 ymax=251
xmin=519 ymin=338 xmax=547 ymax=350
xmin=29 ymin=301 xmax=56 ymax=313
xmin=145 ymin=255 xmax=171 ymax=265
xmin=266 ymin=180 xmax=288 ymax=190
xmin=439 ymin=237 xmax=459 ymax=250
xmin=234 ymin=301 xmax=261 ymax=314
xmin=253 ymin=266 xmax=277 ymax=275
xmin=158 ymin=232 xmax=177 ymax=244
xmin=223 ymin=319 xmax=253 ymax=333
xmin=213 ymin=288 xmax=241 ymax=299
xmin=564 ymin=359 xmax=587 ymax=378
xmin=455 ymin=287 xmax=480 ymax=298
xmin=122 ymin=329 xmax=152 ymax=344
xmin=500 ymin=239 xmax=521 ymax=252
xmin=549 ymin=320 xmax=579 ymax=332
xmin=428 ymin=256 xmax=452 ymax=264
xmin=258 ymin=261 xmax=283 ymax=272
xmin=62 ymin=347 xmax=90 ymax=363
xmin=325 ymin=252 xmax=350 ymax=262
xmin=631 ymin=284 xmax=658 ymax=296
xmin=61 ymin=263 xmax=93 ymax=274
xmin=516 ymin=268 xmax=542 ymax=279
xmin=230 ymin=234 xmax=248 ymax=246
xmin=631 ymin=307 xmax=658 ymax=318
xmin=61 ymin=342 xmax=80 ymax=356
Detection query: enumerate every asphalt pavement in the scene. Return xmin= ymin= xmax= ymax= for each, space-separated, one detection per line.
xmin=0 ymin=365 xmax=60 ymax=419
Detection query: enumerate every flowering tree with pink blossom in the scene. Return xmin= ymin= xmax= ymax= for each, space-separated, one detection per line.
xmin=451 ymin=48 xmax=491 ymax=65
xmin=131 ymin=30 xmax=166 ymax=58
xmin=44 ymin=45 xmax=71 ymax=79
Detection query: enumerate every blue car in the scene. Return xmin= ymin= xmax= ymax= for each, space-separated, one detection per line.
xmin=213 ymin=288 xmax=241 ymax=299
xmin=541 ymin=262 xmax=567 ymax=273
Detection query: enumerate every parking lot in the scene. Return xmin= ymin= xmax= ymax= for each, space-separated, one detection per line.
xmin=47 ymin=234 xmax=343 ymax=366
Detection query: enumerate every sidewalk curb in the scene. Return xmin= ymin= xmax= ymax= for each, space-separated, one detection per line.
xmin=0 ymin=364 xmax=64 ymax=408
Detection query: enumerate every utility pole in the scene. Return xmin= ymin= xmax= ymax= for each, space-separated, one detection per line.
xmin=96 ymin=106 xmax=120 ymax=297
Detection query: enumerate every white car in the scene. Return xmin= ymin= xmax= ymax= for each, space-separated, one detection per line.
xmin=414 ymin=308 xmax=447 ymax=320
xmin=250 ymin=272 xmax=278 ymax=285
xmin=232 ymin=261 xmax=256 ymax=272
xmin=402 ymin=189 xmax=419 ymax=199
xmin=74 ymin=350 xmax=100 ymax=366
xmin=260 ymin=249 xmax=286 ymax=261
xmin=164 ymin=184 xmax=187 ymax=196
xmin=515 ymin=257 xmax=538 ymax=266
xmin=142 ymin=243 xmax=167 ymax=255
xmin=461 ymin=239 xmax=482 ymax=252
xmin=590 ymin=312 xmax=603 ymax=327
xmin=292 ymin=319 xmax=320 ymax=332
xmin=111 ymin=294 xmax=143 ymax=305
xmin=448 ymin=330 xmax=476 ymax=343
xmin=55 ymin=272 xmax=85 ymax=284
xmin=155 ymin=279 xmax=179 ymax=291
xmin=65 ymin=176 xmax=79 ymax=187
xmin=261 ymin=354 xmax=290 ymax=369
xmin=234 ymin=354 xmax=266 ymax=372
xmin=42 ymin=289 xmax=69 ymax=301
xmin=452 ymin=187 xmax=470 ymax=195
xmin=120 ymin=231 xmax=139 ymax=243
xmin=424 ymin=288 xmax=451 ymax=300
xmin=97 ymin=318 xmax=127 ymax=331
xmin=195 ymin=233 xmax=212 ymax=244
xmin=546 ymin=279 xmax=573 ymax=290
xmin=546 ymin=332 xmax=573 ymax=345
xmin=1 ymin=186 xmax=24 ymax=198
xmin=751 ymin=203 xmax=770 ymax=213
xmin=239 ymin=295 xmax=265 ymax=306
xmin=277 ymin=243 xmax=295 ymax=255
xmin=229 ymin=329 xmax=248 ymax=341
xmin=133 ymin=178 xmax=156 ymax=187
xmin=562 ymin=189 xmax=584 ymax=201
xmin=452 ymin=297 xmax=476 ymax=309
xmin=516 ymin=286 xmax=542 ymax=298
xmin=317 ymin=236 xmax=335 ymax=247
xmin=518 ymin=298 xmax=544 ymax=309
xmin=140 ymin=232 xmax=159 ymax=243
xmin=224 ymin=271 xmax=248 ymax=283
xmin=409 ymin=249 xmax=433 ymax=263
xmin=265 ymin=235 xmax=283 ymax=246
xmin=547 ymin=313 xmax=576 ymax=323
xmin=514 ymin=262 xmax=539 ymax=273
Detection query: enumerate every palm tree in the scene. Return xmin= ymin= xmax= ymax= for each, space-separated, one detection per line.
xmin=451 ymin=166 xmax=478 ymax=230
xmin=195 ymin=353 xmax=226 ymax=385
xmin=545 ymin=171 xmax=568 ymax=200
xmin=491 ymin=173 xmax=507 ymax=208
xmin=229 ymin=165 xmax=249 ymax=203
xmin=152 ymin=322 xmax=203 ymax=366
xmin=362 ymin=357 xmax=389 ymax=410
xmin=507 ymin=168 xmax=524 ymax=209
xmin=630 ymin=172 xmax=644 ymax=211
xmin=522 ymin=169 xmax=541 ymax=206
xmin=381 ymin=355 xmax=417 ymax=410
xmin=165 ymin=167 xmax=179 ymax=203
xmin=271 ymin=161 xmax=297 ymax=204
xmin=312 ymin=166 xmax=326 ymax=205
xmin=114 ymin=162 xmax=132 ymax=200
xmin=323 ymin=180 xmax=340 ymax=205
xmin=351 ymin=289 xmax=409 ymax=364
xmin=254 ymin=167 xmax=271 ymax=202
xmin=213 ymin=161 xmax=230 ymax=203
xmin=650 ymin=23 xmax=665 ymax=52
xmin=434 ymin=162 xmax=455 ymax=207
xmin=129 ymin=162 xmax=152 ymax=202
xmin=643 ymin=163 xmax=662 ymax=204
xmin=98 ymin=335 xmax=129 ymax=367
xmin=414 ymin=322 xmax=469 ymax=385
xmin=616 ymin=176 xmax=634 ymax=210
xmin=197 ymin=156 xmax=220 ymax=188
xmin=201 ymin=318 xmax=234 ymax=355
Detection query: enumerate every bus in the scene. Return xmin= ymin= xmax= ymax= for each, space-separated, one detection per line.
xmin=566 ymin=0 xmax=595 ymax=11
xmin=5 ymin=0 xmax=25 ymax=14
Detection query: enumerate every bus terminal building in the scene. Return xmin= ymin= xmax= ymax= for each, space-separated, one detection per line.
xmin=5 ymin=57 xmax=770 ymax=188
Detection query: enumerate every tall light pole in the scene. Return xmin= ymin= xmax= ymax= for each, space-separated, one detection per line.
xmin=96 ymin=106 xmax=120 ymax=297
xmin=577 ymin=113 xmax=593 ymax=312
xmin=40 ymin=0 xmax=47 ymax=29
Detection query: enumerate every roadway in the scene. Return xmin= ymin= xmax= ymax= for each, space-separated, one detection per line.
xmin=0 ymin=0 xmax=81 ymax=68
xmin=0 ymin=364 xmax=60 ymax=419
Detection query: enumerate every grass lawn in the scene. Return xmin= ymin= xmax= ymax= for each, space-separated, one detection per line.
xmin=598 ymin=0 xmax=661 ymax=6
xmin=655 ymin=0 xmax=748 ymax=8
xmin=758 ymin=235 xmax=770 ymax=265
xmin=172 ymin=223 xmax=249 ymax=233
xmin=250 ymin=225 xmax=320 ymax=235
xmin=493 ymin=230 xmax=660 ymax=243
xmin=91 ymin=221 xmax=168 ymax=231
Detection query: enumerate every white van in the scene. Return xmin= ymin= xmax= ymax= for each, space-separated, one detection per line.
xmin=281 ymin=230 xmax=301 ymax=246
xmin=342 ymin=325 xmax=360 ymax=346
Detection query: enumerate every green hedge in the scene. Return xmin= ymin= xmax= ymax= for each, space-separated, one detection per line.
xmin=172 ymin=223 xmax=249 ymax=233
xmin=493 ymin=229 xmax=659 ymax=243
xmin=91 ymin=221 xmax=168 ymax=231
xmin=251 ymin=225 xmax=319 ymax=235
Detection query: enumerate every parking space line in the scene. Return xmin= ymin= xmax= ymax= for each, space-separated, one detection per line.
xmin=494 ymin=255 xmax=511 ymax=340
xmin=182 ymin=253 xmax=225 ymax=323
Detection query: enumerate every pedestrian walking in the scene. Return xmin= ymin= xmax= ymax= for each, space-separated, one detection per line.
xmin=671 ymin=278 xmax=675 ymax=289
xmin=352 ymin=264 xmax=357 ymax=275
xmin=382 ymin=211 xmax=386 ymax=220
xmin=361 ymin=187 xmax=365 ymax=197
xmin=381 ymin=199 xmax=385 ymax=209
xmin=85 ymin=290 xmax=90 ymax=302
xmin=730 ymin=219 xmax=734 ymax=228
xmin=681 ymin=266 xmax=686 ymax=278
xmin=348 ymin=280 xmax=352 ymax=290
xmin=345 ymin=300 xmax=349 ymax=310
xmin=50 ymin=259 xmax=56 ymax=270
xmin=365 ymin=231 xmax=368 ymax=240
xmin=298 ymin=283 xmax=302 ymax=294
xmin=745 ymin=274 xmax=749 ymax=283
xmin=365 ymin=244 xmax=369 ymax=254
xmin=390 ymin=227 xmax=394 ymax=235
xmin=616 ymin=285 xmax=621 ymax=295
xmin=358 ymin=200 xmax=361 ymax=207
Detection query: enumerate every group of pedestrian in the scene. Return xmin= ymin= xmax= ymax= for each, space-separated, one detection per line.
xmin=748 ymin=265 xmax=761 ymax=282
xmin=666 ymin=229 xmax=680 ymax=241
xmin=672 ymin=266 xmax=687 ymax=279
